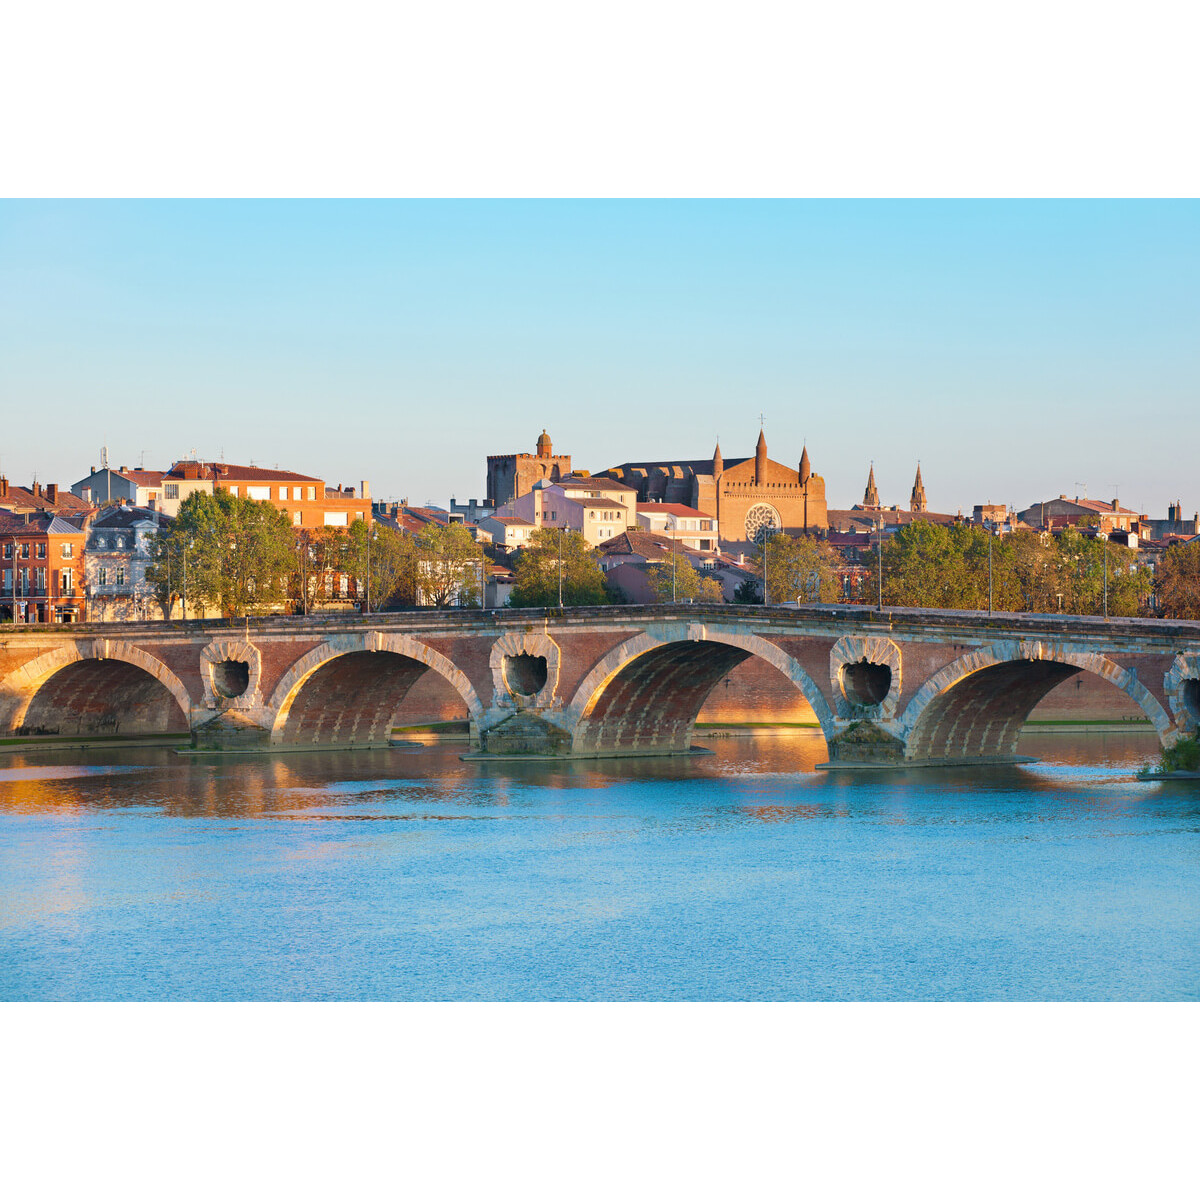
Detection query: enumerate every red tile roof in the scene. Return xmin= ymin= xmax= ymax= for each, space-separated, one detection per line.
xmin=165 ymin=461 xmax=322 ymax=484
xmin=636 ymin=503 xmax=715 ymax=518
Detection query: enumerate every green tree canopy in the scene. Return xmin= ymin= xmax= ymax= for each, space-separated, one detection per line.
xmin=508 ymin=528 xmax=610 ymax=607
xmin=752 ymin=533 xmax=846 ymax=604
xmin=646 ymin=551 xmax=724 ymax=603
xmin=345 ymin=520 xmax=419 ymax=611
xmin=415 ymin=522 xmax=482 ymax=608
xmin=1154 ymin=540 xmax=1200 ymax=620
xmin=147 ymin=489 xmax=296 ymax=618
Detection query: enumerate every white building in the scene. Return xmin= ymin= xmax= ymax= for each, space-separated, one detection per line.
xmin=84 ymin=504 xmax=175 ymax=621
xmin=635 ymin=502 xmax=719 ymax=551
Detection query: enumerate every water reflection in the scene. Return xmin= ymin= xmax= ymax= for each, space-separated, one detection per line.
xmin=1 ymin=730 xmax=1197 ymax=1001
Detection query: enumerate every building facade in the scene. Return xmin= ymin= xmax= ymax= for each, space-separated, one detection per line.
xmin=486 ymin=430 xmax=571 ymax=507
xmin=84 ymin=505 xmax=175 ymax=621
xmin=0 ymin=511 xmax=88 ymax=623
xmin=598 ymin=429 xmax=827 ymax=554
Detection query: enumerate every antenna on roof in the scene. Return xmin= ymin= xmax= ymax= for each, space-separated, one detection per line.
xmin=139 ymin=450 xmax=145 ymax=469
xmin=1108 ymin=482 xmax=1121 ymax=500
xmin=1074 ymin=481 xmax=1087 ymax=499
xmin=100 ymin=445 xmax=109 ymax=470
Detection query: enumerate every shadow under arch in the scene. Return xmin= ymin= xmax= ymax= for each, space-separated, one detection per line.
xmin=0 ymin=640 xmax=194 ymax=737
xmin=268 ymin=632 xmax=484 ymax=746
xmin=564 ymin=626 xmax=835 ymax=757
xmin=899 ymin=641 xmax=1175 ymax=762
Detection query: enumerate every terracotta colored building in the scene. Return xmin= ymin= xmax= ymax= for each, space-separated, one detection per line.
xmin=486 ymin=430 xmax=571 ymax=507
xmin=0 ymin=510 xmax=88 ymax=623
xmin=0 ymin=478 xmax=95 ymax=521
xmin=162 ymin=461 xmax=372 ymax=528
xmin=599 ymin=429 xmax=828 ymax=553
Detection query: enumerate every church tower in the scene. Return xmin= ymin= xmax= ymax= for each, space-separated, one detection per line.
xmin=755 ymin=428 xmax=768 ymax=484
xmin=863 ymin=464 xmax=880 ymax=508
xmin=712 ymin=440 xmax=724 ymax=478
xmin=798 ymin=445 xmax=811 ymax=485
xmin=536 ymin=429 xmax=553 ymax=458
xmin=910 ymin=464 xmax=927 ymax=513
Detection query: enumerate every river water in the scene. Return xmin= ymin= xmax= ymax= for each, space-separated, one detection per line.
xmin=1 ymin=731 xmax=1196 ymax=1001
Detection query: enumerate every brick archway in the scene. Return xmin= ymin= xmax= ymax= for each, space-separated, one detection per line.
xmin=0 ymin=639 xmax=194 ymax=735
xmin=564 ymin=623 xmax=834 ymax=756
xmin=900 ymin=639 xmax=1175 ymax=761
xmin=267 ymin=631 xmax=484 ymax=745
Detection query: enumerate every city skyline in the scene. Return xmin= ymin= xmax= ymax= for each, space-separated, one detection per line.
xmin=2 ymin=200 xmax=1197 ymax=517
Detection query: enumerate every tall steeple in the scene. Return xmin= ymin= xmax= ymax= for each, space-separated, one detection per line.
xmin=536 ymin=429 xmax=552 ymax=458
xmin=863 ymin=464 xmax=880 ymax=508
xmin=798 ymin=445 xmax=811 ymax=485
xmin=755 ymin=428 xmax=768 ymax=485
xmin=910 ymin=464 xmax=927 ymax=513
xmin=712 ymin=439 xmax=724 ymax=478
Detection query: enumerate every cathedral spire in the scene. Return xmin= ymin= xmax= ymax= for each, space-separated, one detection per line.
xmin=863 ymin=464 xmax=880 ymax=508
xmin=910 ymin=464 xmax=927 ymax=513
xmin=755 ymin=428 xmax=768 ymax=484
xmin=798 ymin=444 xmax=811 ymax=485
xmin=712 ymin=439 xmax=723 ymax=477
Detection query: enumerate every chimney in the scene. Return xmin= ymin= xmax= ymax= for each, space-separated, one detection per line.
xmin=33 ymin=482 xmax=42 ymax=498
xmin=1111 ymin=498 xmax=1119 ymax=512
xmin=82 ymin=486 xmax=92 ymax=503
xmin=361 ymin=479 xmax=370 ymax=500
xmin=46 ymin=484 xmax=57 ymax=504
xmin=0 ymin=477 xmax=6 ymax=498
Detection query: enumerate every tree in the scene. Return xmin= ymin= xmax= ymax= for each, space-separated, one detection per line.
xmin=508 ymin=528 xmax=610 ymax=607
xmin=1155 ymin=540 xmax=1200 ymax=619
xmin=147 ymin=489 xmax=295 ymax=618
xmin=731 ymin=577 xmax=761 ymax=604
xmin=753 ymin=533 xmax=846 ymax=604
xmin=646 ymin=551 xmax=724 ymax=603
xmin=415 ymin=522 xmax=482 ymax=608
xmin=290 ymin=526 xmax=348 ymax=615
xmin=344 ymin=520 xmax=418 ymax=611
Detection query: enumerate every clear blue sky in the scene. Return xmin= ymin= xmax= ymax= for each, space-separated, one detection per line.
xmin=2 ymin=200 xmax=1196 ymax=517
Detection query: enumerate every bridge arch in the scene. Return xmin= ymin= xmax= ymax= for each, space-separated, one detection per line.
xmin=899 ymin=640 xmax=1175 ymax=761
xmin=564 ymin=624 xmax=835 ymax=757
xmin=0 ymin=640 xmax=193 ymax=737
xmin=268 ymin=632 xmax=484 ymax=746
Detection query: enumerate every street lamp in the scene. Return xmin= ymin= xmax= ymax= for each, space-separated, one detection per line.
xmin=987 ymin=520 xmax=994 ymax=615
xmin=557 ymin=524 xmax=563 ymax=608
xmin=876 ymin=517 xmax=883 ymax=612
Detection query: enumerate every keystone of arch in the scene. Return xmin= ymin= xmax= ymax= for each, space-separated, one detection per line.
xmin=199 ymin=636 xmax=262 ymax=711
xmin=489 ymin=627 xmax=561 ymax=710
xmin=1163 ymin=652 xmax=1200 ymax=734
xmin=562 ymin=621 xmax=836 ymax=736
xmin=829 ymin=635 xmax=902 ymax=721
xmin=898 ymin=638 xmax=1175 ymax=745
xmin=266 ymin=631 xmax=484 ymax=737
xmin=0 ymin=638 xmax=195 ymax=732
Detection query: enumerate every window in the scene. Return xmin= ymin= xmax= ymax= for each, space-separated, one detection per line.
xmin=36 ymin=567 xmax=47 ymax=592
xmin=115 ymin=566 xmax=125 ymax=587
xmin=37 ymin=544 xmax=46 ymax=558
xmin=306 ymin=487 xmax=316 ymax=501
xmin=247 ymin=486 xmax=270 ymax=501
xmin=339 ymin=574 xmax=349 ymax=597
xmin=21 ymin=544 xmax=29 ymax=558
xmin=293 ymin=487 xmax=302 ymax=501
xmin=279 ymin=487 xmax=288 ymax=500
xmin=228 ymin=486 xmax=238 ymax=497
xmin=98 ymin=567 xmax=108 ymax=586
xmin=2 ymin=545 xmax=9 ymax=558
xmin=292 ymin=511 xmax=302 ymax=525
xmin=165 ymin=483 xmax=179 ymax=500
xmin=61 ymin=568 xmax=73 ymax=591
xmin=62 ymin=543 xmax=73 ymax=558
xmin=324 ymin=512 xmax=348 ymax=527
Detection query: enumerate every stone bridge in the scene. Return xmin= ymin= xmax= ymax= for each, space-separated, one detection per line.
xmin=1 ymin=605 xmax=1197 ymax=767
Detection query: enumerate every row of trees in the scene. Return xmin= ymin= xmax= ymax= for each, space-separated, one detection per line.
xmin=146 ymin=491 xmax=1200 ymax=619
xmin=147 ymin=492 xmax=487 ymax=617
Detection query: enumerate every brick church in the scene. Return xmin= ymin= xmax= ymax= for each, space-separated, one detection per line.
xmin=599 ymin=429 xmax=828 ymax=553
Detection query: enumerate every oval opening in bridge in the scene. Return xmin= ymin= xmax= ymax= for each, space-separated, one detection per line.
xmin=1183 ymin=678 xmax=1200 ymax=722
xmin=503 ymin=653 xmax=548 ymax=698
xmin=842 ymin=658 xmax=892 ymax=707
xmin=213 ymin=659 xmax=250 ymax=699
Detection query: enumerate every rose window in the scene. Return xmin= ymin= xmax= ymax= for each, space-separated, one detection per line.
xmin=745 ymin=504 xmax=781 ymax=544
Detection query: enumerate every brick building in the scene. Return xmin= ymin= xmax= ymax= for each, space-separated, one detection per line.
xmin=0 ymin=511 xmax=88 ymax=623
xmin=599 ymin=429 xmax=828 ymax=554
xmin=0 ymin=478 xmax=94 ymax=520
xmin=486 ymin=430 xmax=571 ymax=507
xmin=161 ymin=461 xmax=372 ymax=528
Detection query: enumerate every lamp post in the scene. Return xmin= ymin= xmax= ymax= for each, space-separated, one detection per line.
xmin=762 ymin=532 xmax=769 ymax=606
xmin=557 ymin=524 xmax=563 ymax=608
xmin=366 ymin=526 xmax=371 ymax=613
xmin=182 ymin=542 xmax=188 ymax=622
xmin=988 ymin=520 xmax=994 ymax=615
xmin=672 ymin=533 xmax=677 ymax=603
xmin=876 ymin=518 xmax=883 ymax=612
xmin=1103 ymin=534 xmax=1108 ymax=618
